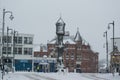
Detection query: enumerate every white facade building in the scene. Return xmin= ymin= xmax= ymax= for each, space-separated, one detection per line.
xmin=0 ymin=32 xmax=34 ymax=71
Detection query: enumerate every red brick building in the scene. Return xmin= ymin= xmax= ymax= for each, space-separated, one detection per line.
xmin=34 ymin=29 xmax=98 ymax=73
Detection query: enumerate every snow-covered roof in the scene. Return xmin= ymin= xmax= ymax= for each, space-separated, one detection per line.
xmin=48 ymin=35 xmax=75 ymax=44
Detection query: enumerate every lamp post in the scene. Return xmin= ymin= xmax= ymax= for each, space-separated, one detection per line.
xmin=12 ymin=30 xmax=18 ymax=72
xmin=1 ymin=9 xmax=14 ymax=80
xmin=1 ymin=9 xmax=14 ymax=64
xmin=103 ymin=31 xmax=109 ymax=72
xmin=108 ymin=21 xmax=115 ymax=72
xmin=6 ymin=27 xmax=13 ymax=58
xmin=108 ymin=21 xmax=115 ymax=53
xmin=6 ymin=27 xmax=13 ymax=73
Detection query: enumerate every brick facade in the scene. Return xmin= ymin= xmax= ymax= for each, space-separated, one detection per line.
xmin=34 ymin=31 xmax=99 ymax=73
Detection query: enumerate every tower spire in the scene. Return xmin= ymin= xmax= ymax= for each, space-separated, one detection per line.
xmin=74 ymin=27 xmax=82 ymax=42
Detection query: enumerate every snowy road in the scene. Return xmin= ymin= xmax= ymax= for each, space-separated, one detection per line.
xmin=23 ymin=73 xmax=57 ymax=80
xmin=1 ymin=72 xmax=120 ymax=80
xmin=81 ymin=73 xmax=109 ymax=80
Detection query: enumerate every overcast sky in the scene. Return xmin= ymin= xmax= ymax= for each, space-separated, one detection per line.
xmin=0 ymin=0 xmax=120 ymax=60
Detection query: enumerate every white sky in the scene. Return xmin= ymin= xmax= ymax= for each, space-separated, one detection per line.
xmin=0 ymin=0 xmax=120 ymax=60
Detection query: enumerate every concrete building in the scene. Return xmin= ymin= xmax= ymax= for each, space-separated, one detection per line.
xmin=0 ymin=33 xmax=34 ymax=71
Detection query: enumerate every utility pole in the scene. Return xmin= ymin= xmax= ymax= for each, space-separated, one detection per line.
xmin=1 ymin=9 xmax=14 ymax=80
xmin=104 ymin=31 xmax=109 ymax=72
xmin=12 ymin=30 xmax=18 ymax=72
xmin=6 ymin=27 xmax=13 ymax=73
xmin=108 ymin=21 xmax=115 ymax=74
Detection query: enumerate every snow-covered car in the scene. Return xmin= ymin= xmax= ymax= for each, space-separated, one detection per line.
xmin=99 ymin=64 xmax=107 ymax=73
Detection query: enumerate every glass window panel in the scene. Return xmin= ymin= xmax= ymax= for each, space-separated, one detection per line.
xmin=18 ymin=48 xmax=22 ymax=54
xmin=8 ymin=47 xmax=11 ymax=54
xmin=29 ymin=48 xmax=32 ymax=55
xmin=24 ymin=37 xmax=27 ymax=44
xmin=14 ymin=48 xmax=17 ymax=54
xmin=29 ymin=37 xmax=33 ymax=44
xmin=14 ymin=37 xmax=17 ymax=43
xmin=24 ymin=48 xmax=28 ymax=55
xmin=18 ymin=37 xmax=22 ymax=44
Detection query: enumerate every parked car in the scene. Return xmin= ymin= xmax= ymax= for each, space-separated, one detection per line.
xmin=99 ymin=64 xmax=107 ymax=73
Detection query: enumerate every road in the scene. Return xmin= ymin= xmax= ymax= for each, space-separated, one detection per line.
xmin=23 ymin=73 xmax=57 ymax=80
xmin=2 ymin=72 xmax=119 ymax=80
xmin=23 ymin=73 xmax=109 ymax=80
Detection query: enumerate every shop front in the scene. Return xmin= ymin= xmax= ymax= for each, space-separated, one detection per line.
xmin=15 ymin=59 xmax=32 ymax=71
xmin=34 ymin=59 xmax=56 ymax=72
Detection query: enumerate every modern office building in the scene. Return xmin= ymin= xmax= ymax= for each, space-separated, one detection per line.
xmin=0 ymin=33 xmax=34 ymax=71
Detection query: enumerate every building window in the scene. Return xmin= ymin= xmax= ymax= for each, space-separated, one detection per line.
xmin=24 ymin=48 xmax=32 ymax=55
xmin=24 ymin=37 xmax=27 ymax=44
xmin=18 ymin=37 xmax=22 ymax=44
xmin=77 ymin=54 xmax=82 ymax=61
xmin=14 ymin=47 xmax=22 ymax=54
xmin=18 ymin=48 xmax=22 ymax=54
xmin=14 ymin=48 xmax=17 ymax=54
xmin=3 ymin=36 xmax=12 ymax=43
xmin=2 ymin=47 xmax=6 ymax=54
xmin=2 ymin=47 xmax=11 ymax=54
xmin=14 ymin=36 xmax=22 ymax=44
xmin=29 ymin=48 xmax=32 ymax=55
xmin=24 ymin=37 xmax=33 ymax=44
xmin=8 ymin=47 xmax=11 ymax=54
xmin=24 ymin=48 xmax=27 ymax=55
xmin=14 ymin=37 xmax=17 ymax=43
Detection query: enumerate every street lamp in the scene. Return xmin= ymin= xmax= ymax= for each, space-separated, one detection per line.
xmin=103 ymin=31 xmax=109 ymax=72
xmin=1 ymin=9 xmax=14 ymax=64
xmin=6 ymin=27 xmax=13 ymax=58
xmin=6 ymin=27 xmax=13 ymax=73
xmin=108 ymin=21 xmax=115 ymax=52
xmin=1 ymin=9 xmax=14 ymax=80
xmin=108 ymin=21 xmax=115 ymax=73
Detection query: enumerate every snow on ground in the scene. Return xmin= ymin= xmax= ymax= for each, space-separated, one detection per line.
xmin=0 ymin=72 xmax=120 ymax=80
